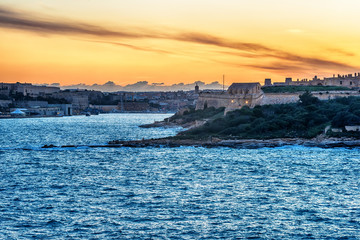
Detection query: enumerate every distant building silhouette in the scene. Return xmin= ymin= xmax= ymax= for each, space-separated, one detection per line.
xmin=195 ymin=84 xmax=199 ymax=94
xmin=264 ymin=78 xmax=272 ymax=86
xmin=264 ymin=73 xmax=360 ymax=87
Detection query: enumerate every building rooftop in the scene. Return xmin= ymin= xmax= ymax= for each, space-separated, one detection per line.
xmin=227 ymin=82 xmax=261 ymax=95
xmin=228 ymin=82 xmax=260 ymax=90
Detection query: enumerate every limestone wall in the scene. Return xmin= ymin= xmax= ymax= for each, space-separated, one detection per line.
xmin=260 ymin=91 xmax=360 ymax=105
xmin=313 ymin=91 xmax=360 ymax=100
xmin=196 ymin=90 xmax=360 ymax=114
xmin=196 ymin=93 xmax=230 ymax=110
xmin=196 ymin=91 xmax=264 ymax=114
xmin=324 ymin=78 xmax=360 ymax=87
xmin=260 ymin=93 xmax=299 ymax=105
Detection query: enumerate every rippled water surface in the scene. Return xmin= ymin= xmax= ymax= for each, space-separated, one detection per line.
xmin=0 ymin=114 xmax=359 ymax=239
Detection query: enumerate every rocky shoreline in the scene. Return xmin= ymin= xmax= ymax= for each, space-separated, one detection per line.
xmin=38 ymin=137 xmax=360 ymax=149
xmin=139 ymin=120 xmax=196 ymax=129
xmin=139 ymin=121 xmax=179 ymax=128
xmin=107 ymin=137 xmax=360 ymax=149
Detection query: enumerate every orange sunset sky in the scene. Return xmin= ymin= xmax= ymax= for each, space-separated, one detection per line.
xmin=1 ymin=0 xmax=360 ymax=86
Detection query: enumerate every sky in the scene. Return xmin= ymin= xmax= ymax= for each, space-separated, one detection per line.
xmin=1 ymin=0 xmax=360 ymax=86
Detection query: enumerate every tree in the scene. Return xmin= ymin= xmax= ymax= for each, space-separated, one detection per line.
xmin=332 ymin=111 xmax=360 ymax=128
xmin=299 ymin=91 xmax=320 ymax=106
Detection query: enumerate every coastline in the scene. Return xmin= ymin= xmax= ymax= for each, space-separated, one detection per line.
xmin=35 ymin=137 xmax=360 ymax=150
xmin=0 ymin=115 xmax=64 ymax=119
xmin=107 ymin=137 xmax=360 ymax=149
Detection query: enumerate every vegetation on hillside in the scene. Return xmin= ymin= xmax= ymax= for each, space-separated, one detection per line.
xmin=262 ymin=85 xmax=351 ymax=93
xmin=167 ymin=106 xmax=225 ymax=125
xmin=177 ymin=92 xmax=360 ymax=139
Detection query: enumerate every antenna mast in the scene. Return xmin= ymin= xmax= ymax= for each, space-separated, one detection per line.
xmin=223 ymin=74 xmax=225 ymax=92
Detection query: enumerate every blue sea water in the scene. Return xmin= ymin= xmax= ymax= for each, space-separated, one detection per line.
xmin=0 ymin=114 xmax=359 ymax=239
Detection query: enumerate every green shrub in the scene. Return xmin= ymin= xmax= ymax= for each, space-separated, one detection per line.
xmin=176 ymin=95 xmax=360 ymax=139
xmin=332 ymin=111 xmax=360 ymax=128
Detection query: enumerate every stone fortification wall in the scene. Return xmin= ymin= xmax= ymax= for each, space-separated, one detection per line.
xmin=313 ymin=91 xmax=360 ymax=100
xmin=260 ymin=91 xmax=360 ymax=105
xmin=323 ymin=77 xmax=360 ymax=88
xmin=260 ymin=93 xmax=299 ymax=105
xmin=196 ymin=91 xmax=264 ymax=114
xmin=196 ymin=93 xmax=230 ymax=110
xmin=196 ymin=90 xmax=360 ymax=114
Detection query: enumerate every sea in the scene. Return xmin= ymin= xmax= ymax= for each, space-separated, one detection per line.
xmin=0 ymin=114 xmax=359 ymax=239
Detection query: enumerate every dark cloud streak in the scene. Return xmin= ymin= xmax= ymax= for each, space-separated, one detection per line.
xmin=265 ymin=52 xmax=356 ymax=70
xmin=87 ymin=40 xmax=173 ymax=54
xmin=175 ymin=32 xmax=273 ymax=53
xmin=0 ymin=6 xmax=159 ymax=38
xmin=245 ymin=63 xmax=309 ymax=72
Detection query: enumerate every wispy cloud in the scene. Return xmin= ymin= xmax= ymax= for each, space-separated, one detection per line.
xmin=0 ymin=5 xmax=357 ymax=73
xmin=0 ymin=5 xmax=159 ymax=38
xmin=326 ymin=48 xmax=355 ymax=57
xmin=175 ymin=32 xmax=274 ymax=53
xmin=213 ymin=59 xmax=310 ymax=73
xmin=87 ymin=40 xmax=173 ymax=55
xmin=245 ymin=63 xmax=310 ymax=72
xmin=264 ymin=52 xmax=356 ymax=70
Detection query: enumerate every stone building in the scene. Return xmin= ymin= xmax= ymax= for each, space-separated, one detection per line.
xmin=0 ymin=82 xmax=60 ymax=97
xmin=265 ymin=73 xmax=360 ymax=88
xmin=51 ymin=91 xmax=89 ymax=113
xmin=196 ymin=78 xmax=360 ymax=114
xmin=264 ymin=78 xmax=272 ymax=86
xmin=322 ymin=74 xmax=360 ymax=87
xmin=16 ymin=84 xmax=60 ymax=97
xmin=51 ymin=90 xmax=102 ymax=113
xmin=196 ymin=82 xmax=263 ymax=113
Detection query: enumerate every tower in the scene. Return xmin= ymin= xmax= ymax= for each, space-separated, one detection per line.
xmin=195 ymin=83 xmax=199 ymax=94
xmin=264 ymin=78 xmax=272 ymax=86
xmin=285 ymin=78 xmax=292 ymax=85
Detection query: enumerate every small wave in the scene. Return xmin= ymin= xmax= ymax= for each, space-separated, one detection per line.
xmin=295 ymin=208 xmax=318 ymax=215
xmin=50 ymin=184 xmax=66 ymax=189
xmin=102 ymin=187 xmax=117 ymax=191
xmin=14 ymin=223 xmax=35 ymax=228
xmin=0 ymin=146 xmax=93 ymax=152
xmin=0 ymin=147 xmax=24 ymax=151
xmin=46 ymin=219 xmax=63 ymax=227
xmin=0 ymin=216 xmax=16 ymax=222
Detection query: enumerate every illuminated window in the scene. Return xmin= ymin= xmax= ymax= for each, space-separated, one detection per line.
xmin=231 ymin=99 xmax=234 ymax=103
xmin=245 ymin=100 xmax=249 ymax=104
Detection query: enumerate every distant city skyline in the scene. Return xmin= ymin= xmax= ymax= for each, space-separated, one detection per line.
xmin=1 ymin=0 xmax=360 ymax=86
xmin=54 ymin=80 xmax=226 ymax=92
